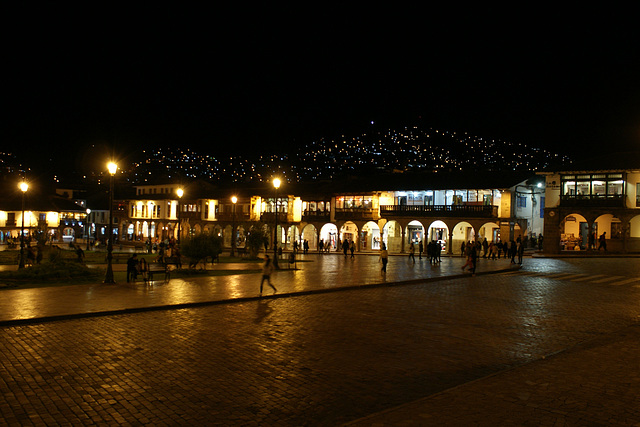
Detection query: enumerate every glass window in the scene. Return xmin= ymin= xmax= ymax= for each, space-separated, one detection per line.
xmin=608 ymin=180 xmax=623 ymax=196
xmin=517 ymin=195 xmax=527 ymax=208
xmin=562 ymin=180 xmax=576 ymax=195
xmin=591 ymin=180 xmax=606 ymax=196
xmin=576 ymin=181 xmax=590 ymax=196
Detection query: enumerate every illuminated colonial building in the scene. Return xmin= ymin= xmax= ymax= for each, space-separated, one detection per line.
xmin=540 ymin=153 xmax=640 ymax=253
xmin=118 ymin=172 xmax=542 ymax=255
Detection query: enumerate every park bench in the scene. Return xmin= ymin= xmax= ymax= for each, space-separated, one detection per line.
xmin=146 ymin=262 xmax=169 ymax=283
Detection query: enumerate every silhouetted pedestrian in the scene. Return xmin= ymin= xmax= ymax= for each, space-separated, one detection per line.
xmin=259 ymin=255 xmax=277 ymax=295
xmin=379 ymin=243 xmax=388 ymax=275
xmin=127 ymin=254 xmax=139 ymax=282
xmin=598 ymin=232 xmax=607 ymax=251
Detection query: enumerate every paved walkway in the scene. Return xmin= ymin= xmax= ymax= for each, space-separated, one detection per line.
xmin=0 ymin=253 xmax=512 ymax=325
xmin=1 ymin=253 xmax=639 ymax=425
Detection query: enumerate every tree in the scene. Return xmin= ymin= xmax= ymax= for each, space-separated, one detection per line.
xmin=180 ymin=232 xmax=222 ymax=268
xmin=245 ymin=224 xmax=268 ymax=259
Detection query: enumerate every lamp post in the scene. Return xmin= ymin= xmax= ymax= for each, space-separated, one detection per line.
xmin=230 ymin=196 xmax=237 ymax=257
xmin=273 ymin=178 xmax=281 ymax=269
xmin=18 ymin=182 xmax=28 ymax=269
xmin=86 ymin=208 xmax=91 ymax=251
xmin=176 ymin=188 xmax=184 ymax=245
xmin=104 ymin=161 xmax=117 ymax=284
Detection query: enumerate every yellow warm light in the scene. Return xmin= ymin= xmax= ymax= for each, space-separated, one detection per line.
xmin=177 ymin=188 xmax=184 ymax=198
xmin=231 ymin=196 xmax=238 ymax=204
xmin=107 ymin=162 xmax=118 ymax=175
xmin=19 ymin=182 xmax=28 ymax=193
xmin=273 ymin=178 xmax=281 ymax=189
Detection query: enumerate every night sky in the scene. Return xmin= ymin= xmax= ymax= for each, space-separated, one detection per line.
xmin=4 ymin=8 xmax=639 ymax=177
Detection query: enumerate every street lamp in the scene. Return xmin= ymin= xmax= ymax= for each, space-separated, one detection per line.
xmin=104 ymin=161 xmax=117 ymax=284
xmin=18 ymin=181 xmax=28 ymax=269
xmin=176 ymin=188 xmax=184 ymax=244
xmin=86 ymin=208 xmax=91 ymax=251
xmin=273 ymin=178 xmax=281 ymax=269
xmin=230 ymin=196 xmax=237 ymax=257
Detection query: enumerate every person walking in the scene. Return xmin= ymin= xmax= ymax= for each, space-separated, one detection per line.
xmin=259 ymin=255 xmax=277 ymax=295
xmin=517 ymin=240 xmax=524 ymax=264
xmin=379 ymin=243 xmax=389 ymax=275
xmin=418 ymin=240 xmax=423 ymax=260
xmin=408 ymin=242 xmax=415 ymax=263
xmin=598 ymin=232 xmax=607 ymax=251
xmin=469 ymin=243 xmax=478 ymax=276
xmin=349 ymin=240 xmax=355 ymax=259
xmin=461 ymin=242 xmax=473 ymax=271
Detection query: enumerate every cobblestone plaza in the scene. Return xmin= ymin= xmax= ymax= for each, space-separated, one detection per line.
xmin=1 ymin=254 xmax=639 ymax=425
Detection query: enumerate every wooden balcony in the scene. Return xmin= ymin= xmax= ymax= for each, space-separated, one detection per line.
xmin=302 ymin=211 xmax=331 ymax=222
xmin=260 ymin=212 xmax=289 ymax=223
xmin=216 ymin=212 xmax=251 ymax=222
xmin=334 ymin=208 xmax=377 ymax=221
xmin=380 ymin=204 xmax=498 ymax=218
xmin=559 ymin=195 xmax=626 ymax=208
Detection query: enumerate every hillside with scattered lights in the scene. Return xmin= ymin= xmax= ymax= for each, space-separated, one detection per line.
xmin=129 ymin=125 xmax=572 ymax=184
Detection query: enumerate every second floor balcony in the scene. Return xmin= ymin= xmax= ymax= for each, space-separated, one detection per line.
xmin=334 ymin=208 xmax=377 ymax=221
xmin=559 ymin=195 xmax=626 ymax=208
xmin=380 ymin=204 xmax=498 ymax=218
xmin=260 ymin=212 xmax=289 ymax=224
xmin=302 ymin=210 xmax=331 ymax=222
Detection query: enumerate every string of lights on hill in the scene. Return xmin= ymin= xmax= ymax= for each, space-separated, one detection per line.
xmin=130 ymin=126 xmax=572 ymax=185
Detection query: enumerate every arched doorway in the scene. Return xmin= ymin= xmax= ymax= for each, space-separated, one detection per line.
xmin=301 ymin=224 xmax=318 ymax=250
xmin=426 ymin=220 xmax=449 ymax=253
xmin=361 ymin=221 xmax=381 ymax=250
xmin=383 ymin=220 xmax=402 ymax=252
xmin=560 ymin=213 xmax=587 ymax=250
xmin=319 ymin=223 xmax=339 ymax=251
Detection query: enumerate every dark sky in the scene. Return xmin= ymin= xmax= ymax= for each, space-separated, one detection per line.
xmin=4 ymin=8 xmax=639 ymax=176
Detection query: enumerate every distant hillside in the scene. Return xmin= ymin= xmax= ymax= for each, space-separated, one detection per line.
xmin=294 ymin=126 xmax=572 ymax=181
xmin=125 ymin=125 xmax=572 ymax=185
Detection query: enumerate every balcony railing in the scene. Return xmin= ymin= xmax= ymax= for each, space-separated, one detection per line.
xmin=216 ymin=212 xmax=251 ymax=222
xmin=380 ymin=204 xmax=498 ymax=218
xmin=334 ymin=208 xmax=377 ymax=221
xmin=559 ymin=195 xmax=626 ymax=208
xmin=260 ymin=212 xmax=289 ymax=223
xmin=302 ymin=211 xmax=331 ymax=222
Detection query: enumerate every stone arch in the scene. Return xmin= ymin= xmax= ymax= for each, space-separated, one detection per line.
xmin=361 ymin=221 xmax=381 ymax=250
xmin=424 ymin=220 xmax=449 ymax=254
xmin=560 ymin=213 xmax=588 ymax=250
xmin=339 ymin=221 xmax=359 ymax=247
xmin=319 ymin=223 xmax=339 ymax=251
xmin=301 ymin=223 xmax=318 ymax=250
xmin=629 ymin=214 xmax=640 ymax=252
xmin=406 ymin=220 xmax=426 ymax=244
xmin=287 ymin=224 xmax=301 ymax=250
xmin=383 ymin=220 xmax=402 ymax=252
xmin=478 ymin=221 xmax=500 ymax=243
xmin=450 ymin=220 xmax=473 ymax=252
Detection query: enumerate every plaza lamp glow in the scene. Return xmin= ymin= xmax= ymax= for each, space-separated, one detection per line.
xmin=104 ymin=161 xmax=118 ymax=284
xmin=18 ymin=182 xmax=28 ymax=269
xmin=273 ymin=178 xmax=281 ymax=269
xmin=230 ymin=196 xmax=237 ymax=257
xmin=176 ymin=188 xmax=184 ymax=244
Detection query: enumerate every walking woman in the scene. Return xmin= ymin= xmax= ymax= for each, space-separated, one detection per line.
xmin=259 ymin=255 xmax=278 ymax=295
xmin=379 ymin=243 xmax=389 ymax=275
